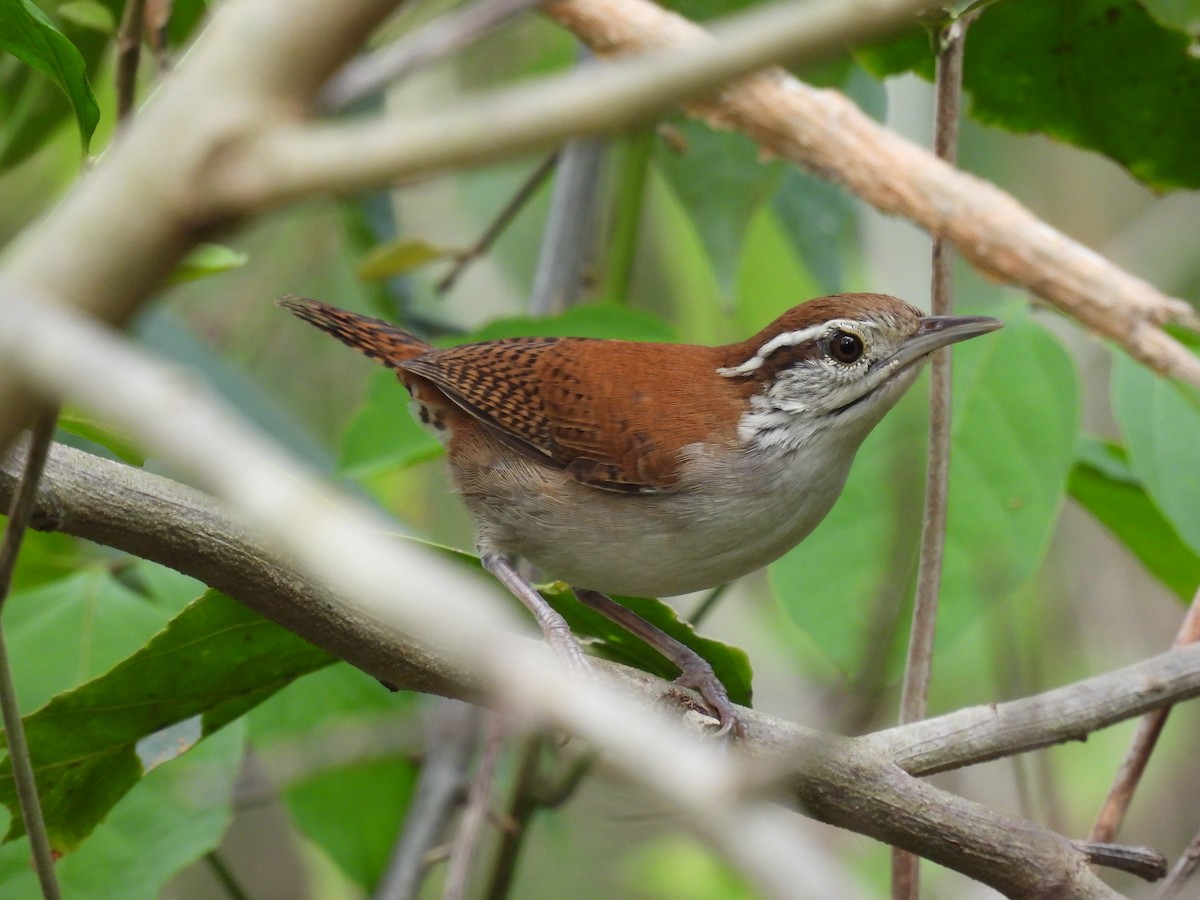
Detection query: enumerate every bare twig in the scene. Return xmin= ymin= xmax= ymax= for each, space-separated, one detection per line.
xmin=892 ymin=15 xmax=973 ymax=898
xmin=319 ymin=0 xmax=551 ymax=111
xmin=376 ymin=701 xmax=483 ymax=900
xmin=443 ymin=713 xmax=506 ymax=900
xmin=0 ymin=409 xmax=62 ymax=900
xmin=436 ymin=152 xmax=560 ymax=295
xmin=1070 ymin=840 xmax=1166 ymax=882
xmin=1089 ymin=586 xmax=1200 ymax=843
xmin=1152 ymin=829 xmax=1200 ymax=900
xmin=203 ymin=852 xmax=251 ymax=900
xmin=116 ymin=0 xmax=149 ymax=122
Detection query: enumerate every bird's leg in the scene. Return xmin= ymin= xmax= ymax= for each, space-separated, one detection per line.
xmin=481 ymin=553 xmax=589 ymax=674
xmin=572 ymin=588 xmax=743 ymax=737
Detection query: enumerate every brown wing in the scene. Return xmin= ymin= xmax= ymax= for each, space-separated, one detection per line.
xmin=400 ymin=338 xmax=744 ymax=492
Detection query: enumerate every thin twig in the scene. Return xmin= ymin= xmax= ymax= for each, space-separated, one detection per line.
xmin=1152 ymin=829 xmax=1200 ymax=900
xmin=892 ymin=13 xmax=974 ymax=899
xmin=1069 ymin=840 xmax=1166 ymax=882
xmin=116 ymin=0 xmax=148 ymax=122
xmin=376 ymin=700 xmax=484 ymax=900
xmin=436 ymin=152 xmax=560 ymax=295
xmin=483 ymin=736 xmax=592 ymax=900
xmin=0 ymin=409 xmax=62 ymax=900
xmin=1089 ymin=585 xmax=1200 ymax=843
xmin=443 ymin=712 xmax=506 ymax=900
xmin=319 ymin=0 xmax=550 ymax=111
xmin=689 ymin=583 xmax=731 ymax=629
xmin=203 ymin=851 xmax=251 ymax=900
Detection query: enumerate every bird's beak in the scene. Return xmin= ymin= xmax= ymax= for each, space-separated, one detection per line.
xmin=886 ymin=315 xmax=1003 ymax=371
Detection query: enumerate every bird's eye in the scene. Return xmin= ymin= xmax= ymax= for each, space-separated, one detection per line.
xmin=828 ymin=330 xmax=864 ymax=364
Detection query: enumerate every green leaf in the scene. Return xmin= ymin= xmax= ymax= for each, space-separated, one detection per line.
xmin=0 ymin=724 xmax=245 ymax=900
xmin=458 ymin=304 xmax=677 ymax=343
xmin=0 ymin=0 xmax=99 ymax=152
xmin=248 ymin=665 xmax=417 ymax=891
xmin=58 ymin=408 xmax=146 ymax=465
xmin=166 ymin=243 xmax=249 ymax=285
xmin=356 ymin=237 xmax=454 ymax=281
xmin=769 ymin=390 xmax=925 ymax=675
xmin=0 ymin=590 xmax=333 ymax=851
xmin=56 ymin=1 xmax=114 ymax=33
xmin=863 ymin=0 xmax=1200 ymax=190
xmin=1142 ymin=0 xmax=1200 ymax=36
xmin=771 ymin=301 xmax=1078 ymax=673
xmin=655 ymin=118 xmax=785 ymax=296
xmin=770 ymin=169 xmax=856 ymax=295
xmin=1113 ymin=350 xmax=1200 ymax=556
xmin=1069 ymin=435 xmax=1200 ymax=599
xmin=542 ymin=584 xmax=753 ymax=707
xmin=937 ymin=303 xmax=1079 ymax=640
xmin=339 ymin=368 xmax=442 ymax=477
xmin=621 ymin=836 xmax=755 ymax=900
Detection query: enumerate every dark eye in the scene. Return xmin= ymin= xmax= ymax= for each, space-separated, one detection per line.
xmin=828 ymin=330 xmax=864 ymax=364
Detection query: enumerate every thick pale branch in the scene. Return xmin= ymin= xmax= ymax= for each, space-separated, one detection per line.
xmin=207 ymin=0 xmax=938 ymax=210
xmin=543 ymin=0 xmax=1200 ymax=387
xmin=0 ymin=439 xmax=1131 ymax=899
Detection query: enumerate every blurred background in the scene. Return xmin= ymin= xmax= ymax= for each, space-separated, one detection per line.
xmin=2 ymin=0 xmax=1200 ymax=897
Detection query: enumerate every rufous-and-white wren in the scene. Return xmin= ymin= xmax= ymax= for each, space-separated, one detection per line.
xmin=281 ymin=293 xmax=1001 ymax=735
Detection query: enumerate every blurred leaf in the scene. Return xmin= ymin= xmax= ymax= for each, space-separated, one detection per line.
xmin=772 ymin=301 xmax=1078 ymax=672
xmin=249 ymin=664 xmax=417 ymax=891
xmin=938 ymin=303 xmax=1079 ymax=641
xmin=5 ymin=529 xmax=87 ymax=591
xmin=356 ymin=237 xmax=453 ymax=281
xmin=164 ymin=0 xmax=209 ymax=46
xmin=622 ymin=836 xmax=755 ymax=900
xmin=459 ymin=303 xmax=677 ymax=343
xmin=340 ymin=368 xmax=442 ymax=477
xmin=0 ymin=723 xmax=245 ymax=900
xmin=284 ymin=757 xmax=418 ymax=891
xmin=1070 ymin=435 xmax=1200 ymax=600
xmin=1143 ymin=0 xmax=1200 ymax=35
xmin=0 ymin=590 xmax=333 ymax=850
xmin=862 ymin=0 xmax=1200 ymax=190
xmin=1113 ymin=350 xmax=1200 ymax=556
xmin=543 ymin=584 xmax=753 ymax=707
xmin=771 ymin=169 xmax=856 ymax=294
xmin=56 ymin=1 xmax=114 ymax=33
xmin=769 ymin=391 xmax=924 ymax=674
xmin=656 ymin=118 xmax=785 ymax=296
xmin=58 ymin=408 xmax=146 ymax=465
xmin=0 ymin=0 xmax=99 ymax=152
xmin=165 ymin=242 xmax=248 ymax=285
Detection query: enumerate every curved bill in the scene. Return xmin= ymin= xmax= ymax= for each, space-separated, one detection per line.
xmin=885 ymin=315 xmax=1003 ymax=371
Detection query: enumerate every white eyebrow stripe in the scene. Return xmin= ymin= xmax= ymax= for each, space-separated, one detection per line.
xmin=716 ymin=319 xmax=862 ymax=378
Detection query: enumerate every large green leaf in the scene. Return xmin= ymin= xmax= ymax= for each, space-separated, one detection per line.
xmin=771 ymin=302 xmax=1078 ymax=673
xmin=0 ymin=0 xmax=98 ymax=153
xmin=0 ymin=590 xmax=333 ymax=851
xmin=655 ymin=118 xmax=786 ymax=296
xmin=0 ymin=724 xmax=245 ymax=900
xmin=860 ymin=0 xmax=1200 ymax=190
xmin=248 ymin=664 xmax=417 ymax=891
xmin=1113 ymin=349 xmax=1200 ymax=556
xmin=1069 ymin=435 xmax=1200 ymax=600
xmin=937 ymin=304 xmax=1079 ymax=639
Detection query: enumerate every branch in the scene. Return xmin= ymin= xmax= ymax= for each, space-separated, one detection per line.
xmin=0 ymin=436 xmax=1183 ymax=898
xmin=543 ymin=0 xmax=1200 ymax=388
xmin=206 ymin=0 xmax=938 ymax=212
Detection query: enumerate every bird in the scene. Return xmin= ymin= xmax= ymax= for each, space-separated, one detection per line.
xmin=279 ymin=292 xmax=1001 ymax=735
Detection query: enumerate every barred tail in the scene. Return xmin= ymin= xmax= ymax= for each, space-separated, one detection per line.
xmin=277 ymin=295 xmax=433 ymax=368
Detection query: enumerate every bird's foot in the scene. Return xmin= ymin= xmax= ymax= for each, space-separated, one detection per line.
xmin=674 ymin=660 xmax=745 ymax=738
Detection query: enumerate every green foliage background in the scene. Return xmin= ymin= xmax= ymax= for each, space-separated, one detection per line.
xmin=1 ymin=0 xmax=1199 ymax=897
